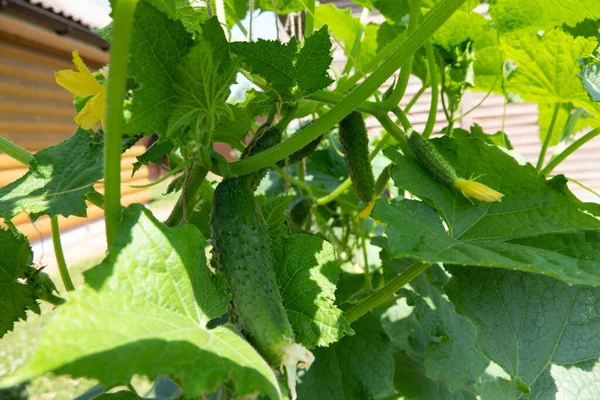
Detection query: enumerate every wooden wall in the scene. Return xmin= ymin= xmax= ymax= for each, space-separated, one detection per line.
xmin=0 ymin=13 xmax=152 ymax=241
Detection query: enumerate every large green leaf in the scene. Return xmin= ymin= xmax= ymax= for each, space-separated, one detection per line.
xmin=489 ymin=0 xmax=600 ymax=33
xmin=372 ymin=136 xmax=600 ymax=286
xmin=296 ymin=313 xmax=396 ymax=399
xmin=167 ymin=18 xmax=238 ymax=141
xmin=378 ymin=257 xmax=489 ymax=394
xmin=230 ymin=26 xmax=333 ymax=96
xmin=0 ymin=129 xmax=103 ymax=220
xmin=125 ymin=2 xmax=194 ymax=136
xmin=1 ymin=205 xmax=280 ymax=399
xmin=0 ymin=229 xmax=36 ymax=338
xmin=271 ymin=234 xmax=353 ymax=348
xmin=501 ymin=29 xmax=598 ymax=108
xmin=445 ymin=266 xmax=600 ymax=396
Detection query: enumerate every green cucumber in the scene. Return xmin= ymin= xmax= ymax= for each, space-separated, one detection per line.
xmin=240 ymin=123 xmax=283 ymax=191
xmin=211 ymin=178 xmax=313 ymax=398
xmin=338 ymin=111 xmax=375 ymax=202
xmin=407 ymin=130 xmax=458 ymax=187
xmin=407 ymin=131 xmax=503 ymax=202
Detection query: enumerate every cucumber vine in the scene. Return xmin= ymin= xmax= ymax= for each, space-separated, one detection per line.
xmin=1 ymin=0 xmax=600 ymax=399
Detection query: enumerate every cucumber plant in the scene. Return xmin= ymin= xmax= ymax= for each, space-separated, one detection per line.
xmin=1 ymin=0 xmax=600 ymax=399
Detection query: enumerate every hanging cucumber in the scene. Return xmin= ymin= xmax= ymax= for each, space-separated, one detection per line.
xmin=407 ymin=130 xmax=503 ymax=202
xmin=339 ymin=111 xmax=375 ymax=202
xmin=211 ymin=178 xmax=313 ymax=399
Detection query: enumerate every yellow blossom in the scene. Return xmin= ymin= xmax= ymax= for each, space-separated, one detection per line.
xmin=454 ymin=177 xmax=504 ymax=202
xmin=55 ymin=50 xmax=106 ymax=130
xmin=356 ymin=197 xmax=386 ymax=225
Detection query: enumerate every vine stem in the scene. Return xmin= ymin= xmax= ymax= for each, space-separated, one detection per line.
xmin=536 ymin=103 xmax=560 ymax=171
xmin=541 ymin=127 xmax=600 ymax=176
xmin=0 ymin=136 xmax=33 ymax=165
xmin=382 ymin=0 xmax=421 ymax=109
xmin=104 ymin=0 xmax=138 ymax=245
xmin=228 ymin=0 xmax=467 ymax=177
xmin=50 ymin=217 xmax=75 ymax=291
xmin=345 ymin=262 xmax=431 ymax=324
xmin=165 ymin=163 xmax=209 ymax=227
xmin=423 ymin=39 xmax=438 ymax=139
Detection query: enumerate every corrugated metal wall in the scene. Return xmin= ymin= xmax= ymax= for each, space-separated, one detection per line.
xmin=327 ymin=1 xmax=600 ymax=202
xmin=0 ymin=13 xmax=152 ymax=240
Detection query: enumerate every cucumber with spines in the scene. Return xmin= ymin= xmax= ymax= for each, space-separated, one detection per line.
xmin=338 ymin=111 xmax=375 ymax=202
xmin=407 ymin=131 xmax=503 ymax=202
xmin=211 ymin=178 xmax=313 ymax=399
xmin=407 ymin=130 xmax=458 ymax=187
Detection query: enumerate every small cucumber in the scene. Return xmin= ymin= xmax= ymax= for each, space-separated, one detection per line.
xmin=240 ymin=123 xmax=283 ymax=191
xmin=211 ymin=178 xmax=313 ymax=398
xmin=407 ymin=130 xmax=458 ymax=187
xmin=407 ymin=131 xmax=503 ymax=202
xmin=338 ymin=111 xmax=375 ymax=202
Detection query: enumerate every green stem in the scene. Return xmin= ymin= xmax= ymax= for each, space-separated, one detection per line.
xmin=376 ymin=114 xmax=411 ymax=155
xmin=305 ymin=0 xmax=315 ymax=36
xmin=0 ymin=136 xmax=33 ymax=165
xmin=405 ymin=86 xmax=426 ymax=114
xmin=359 ymin=220 xmax=373 ymax=293
xmin=382 ymin=0 xmax=421 ymax=109
xmin=345 ymin=263 xmax=430 ymax=324
xmin=316 ymin=179 xmax=353 ymax=206
xmin=536 ymin=103 xmax=560 ymax=171
xmin=85 ymin=189 xmax=105 ymax=209
xmin=104 ymin=0 xmax=138 ymax=245
xmin=391 ymin=106 xmax=412 ymax=131
xmin=165 ymin=163 xmax=209 ymax=227
xmin=306 ymin=91 xmax=384 ymax=115
xmin=338 ymin=32 xmax=406 ymax=94
xmin=273 ymin=164 xmax=313 ymax=196
xmin=229 ymin=0 xmax=466 ymax=177
xmin=423 ymin=39 xmax=438 ymax=139
xmin=541 ymin=127 xmax=600 ymax=176
xmin=50 ymin=217 xmax=75 ymax=291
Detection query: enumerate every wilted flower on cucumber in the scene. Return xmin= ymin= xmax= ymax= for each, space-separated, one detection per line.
xmin=407 ymin=130 xmax=503 ymax=202
xmin=55 ymin=50 xmax=106 ymax=130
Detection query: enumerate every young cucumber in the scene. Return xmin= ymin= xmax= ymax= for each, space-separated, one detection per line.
xmin=407 ymin=130 xmax=503 ymax=202
xmin=211 ymin=178 xmax=313 ymax=399
xmin=339 ymin=111 xmax=375 ymax=202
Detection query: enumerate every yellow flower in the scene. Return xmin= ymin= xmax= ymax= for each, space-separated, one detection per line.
xmin=454 ymin=177 xmax=504 ymax=202
xmin=357 ymin=199 xmax=377 ymax=220
xmin=356 ymin=197 xmax=386 ymax=225
xmin=55 ymin=50 xmax=106 ymax=130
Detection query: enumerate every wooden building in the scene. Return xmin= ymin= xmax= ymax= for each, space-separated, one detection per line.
xmin=0 ymin=0 xmax=152 ymax=240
